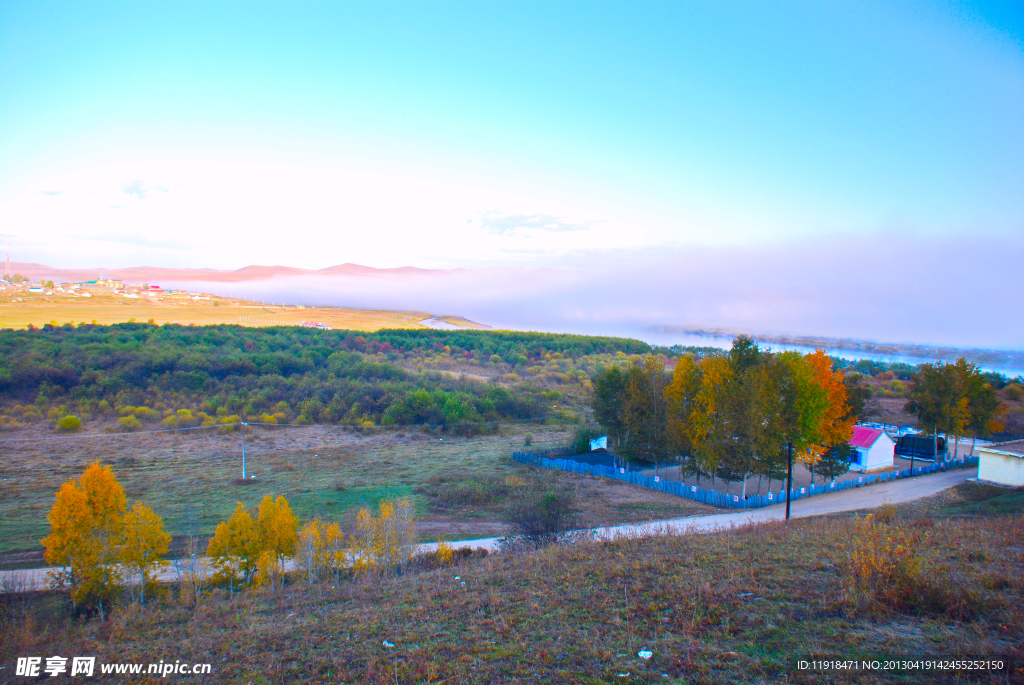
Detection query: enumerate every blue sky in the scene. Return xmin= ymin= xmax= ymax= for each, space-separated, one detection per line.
xmin=1 ymin=2 xmax=1024 ymax=347
xmin=1 ymin=1 xmax=1020 ymax=270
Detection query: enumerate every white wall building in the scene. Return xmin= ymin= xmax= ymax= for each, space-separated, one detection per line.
xmin=976 ymin=440 xmax=1024 ymax=487
xmin=849 ymin=426 xmax=895 ymax=472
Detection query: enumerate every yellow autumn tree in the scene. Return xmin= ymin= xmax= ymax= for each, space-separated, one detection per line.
xmin=41 ymin=461 xmax=126 ymax=615
xmin=435 ymin=540 xmax=454 ymax=565
xmin=207 ymin=502 xmax=262 ymax=591
xmin=681 ymin=355 xmax=734 ymax=481
xmin=254 ymin=495 xmax=299 ymax=589
xmin=297 ymin=518 xmax=345 ymax=583
xmin=351 ymin=498 xmax=416 ymax=575
xmin=258 ymin=495 xmax=299 ymax=562
xmin=208 ymin=495 xmax=299 ymax=592
xmin=664 ymin=354 xmax=701 ymax=456
xmin=121 ymin=502 xmax=171 ymax=605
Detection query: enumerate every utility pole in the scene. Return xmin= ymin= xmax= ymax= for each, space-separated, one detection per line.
xmin=241 ymin=421 xmax=249 ymax=478
xmin=785 ymin=441 xmax=794 ymax=521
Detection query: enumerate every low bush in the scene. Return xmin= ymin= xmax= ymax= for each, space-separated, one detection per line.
xmin=416 ymin=475 xmax=509 ymax=507
xmin=844 ymin=513 xmax=987 ymax=619
xmin=569 ymin=424 xmax=603 ymax=454
xmin=56 ymin=415 xmax=82 ymax=432
xmin=409 ymin=545 xmax=488 ymax=572
xmin=500 ymin=488 xmax=585 ymax=550
xmin=117 ymin=415 xmax=142 ymax=432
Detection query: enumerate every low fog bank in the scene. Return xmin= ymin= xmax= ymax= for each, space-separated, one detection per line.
xmin=165 ymin=237 xmax=1024 ymax=352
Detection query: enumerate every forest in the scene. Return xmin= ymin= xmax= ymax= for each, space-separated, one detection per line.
xmin=0 ymin=323 xmax=648 ymax=430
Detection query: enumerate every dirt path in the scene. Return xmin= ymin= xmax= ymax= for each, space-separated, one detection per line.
xmin=1 ymin=467 xmax=974 ymax=591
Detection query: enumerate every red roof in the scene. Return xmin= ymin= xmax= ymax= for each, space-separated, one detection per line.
xmin=849 ymin=426 xmax=884 ymax=449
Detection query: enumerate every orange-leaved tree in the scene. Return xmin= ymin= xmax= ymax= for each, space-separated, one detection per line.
xmin=805 ymin=349 xmax=855 ymax=457
xmin=780 ymin=350 xmax=853 ymax=469
xmin=41 ymin=461 xmax=169 ymax=617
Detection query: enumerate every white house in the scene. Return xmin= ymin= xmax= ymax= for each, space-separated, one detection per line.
xmin=976 ymin=440 xmax=1024 ymax=487
xmin=849 ymin=426 xmax=895 ymax=472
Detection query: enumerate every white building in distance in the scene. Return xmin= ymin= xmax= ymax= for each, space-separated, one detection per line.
xmin=976 ymin=440 xmax=1024 ymax=487
xmin=849 ymin=426 xmax=895 ymax=472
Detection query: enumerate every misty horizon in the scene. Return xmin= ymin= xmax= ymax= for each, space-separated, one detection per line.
xmin=121 ymin=234 xmax=1024 ymax=357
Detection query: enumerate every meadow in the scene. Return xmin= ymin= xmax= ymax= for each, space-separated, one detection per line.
xmin=0 ymin=422 xmax=715 ymax=563
xmin=0 ymin=290 xmax=438 ymax=331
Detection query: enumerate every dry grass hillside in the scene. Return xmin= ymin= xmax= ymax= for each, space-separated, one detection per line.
xmin=3 ymin=514 xmax=1021 ymax=684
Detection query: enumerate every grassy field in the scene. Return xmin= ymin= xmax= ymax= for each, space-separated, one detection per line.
xmin=0 ymin=421 xmax=715 ymax=563
xmin=3 ymin=513 xmax=1020 ymax=683
xmin=0 ymin=290 xmax=464 ymax=331
xmin=882 ymin=481 xmax=1024 ymax=517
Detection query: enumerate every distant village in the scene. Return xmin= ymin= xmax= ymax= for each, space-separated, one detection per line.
xmin=0 ymin=259 xmax=335 ymax=329
xmin=1 ymin=254 xmax=212 ymax=302
xmin=0 ymin=274 xmax=211 ymax=302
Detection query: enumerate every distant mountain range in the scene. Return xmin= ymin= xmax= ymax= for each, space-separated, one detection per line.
xmin=7 ymin=261 xmax=449 ymax=284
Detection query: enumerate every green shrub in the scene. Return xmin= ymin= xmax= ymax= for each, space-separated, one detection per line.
xmin=56 ymin=415 xmax=82 ymax=432
xmin=570 ymin=425 xmax=602 ymax=455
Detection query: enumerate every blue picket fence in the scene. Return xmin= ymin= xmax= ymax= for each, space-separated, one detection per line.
xmin=512 ymin=451 xmax=980 ymax=510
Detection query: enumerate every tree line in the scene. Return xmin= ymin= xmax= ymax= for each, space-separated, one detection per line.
xmin=41 ymin=462 xmax=428 ymax=617
xmin=591 ymin=337 xmax=1005 ymax=496
xmin=591 ymin=337 xmax=858 ymax=496
xmin=906 ymin=358 xmax=1002 ymax=459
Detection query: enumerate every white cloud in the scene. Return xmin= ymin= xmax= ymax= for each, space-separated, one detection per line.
xmin=478 ymin=211 xmax=592 ymax=235
xmin=119 ymin=178 xmax=168 ymax=200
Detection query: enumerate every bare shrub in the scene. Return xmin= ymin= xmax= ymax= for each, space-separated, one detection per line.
xmin=1 ymin=569 xmax=32 ymax=620
xmin=499 ymin=488 xmax=588 ymax=551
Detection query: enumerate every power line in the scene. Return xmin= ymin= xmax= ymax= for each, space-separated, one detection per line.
xmin=0 ymin=415 xmax=555 ymax=444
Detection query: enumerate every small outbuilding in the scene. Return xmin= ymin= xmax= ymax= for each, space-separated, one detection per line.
xmin=571 ymin=447 xmax=617 ymax=468
xmin=849 ymin=426 xmax=895 ymax=472
xmin=976 ymin=440 xmax=1024 ymax=487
